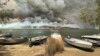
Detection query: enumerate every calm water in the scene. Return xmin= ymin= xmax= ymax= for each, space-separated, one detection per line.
xmin=0 ymin=28 xmax=100 ymax=38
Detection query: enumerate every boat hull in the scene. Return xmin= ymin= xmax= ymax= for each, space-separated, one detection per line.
xmin=84 ymin=39 xmax=100 ymax=46
xmin=64 ymin=38 xmax=93 ymax=49
xmin=28 ymin=36 xmax=47 ymax=47
xmin=82 ymin=35 xmax=100 ymax=39
xmin=0 ymin=38 xmax=27 ymax=45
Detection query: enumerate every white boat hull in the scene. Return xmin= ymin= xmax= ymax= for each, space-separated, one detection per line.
xmin=65 ymin=38 xmax=93 ymax=49
xmin=82 ymin=35 xmax=100 ymax=39
xmin=84 ymin=39 xmax=100 ymax=46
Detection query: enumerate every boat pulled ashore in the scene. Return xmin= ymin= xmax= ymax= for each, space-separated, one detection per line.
xmin=82 ymin=35 xmax=100 ymax=39
xmin=28 ymin=36 xmax=47 ymax=47
xmin=64 ymin=37 xmax=93 ymax=50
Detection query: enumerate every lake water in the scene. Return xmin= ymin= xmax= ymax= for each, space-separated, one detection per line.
xmin=0 ymin=28 xmax=100 ymax=38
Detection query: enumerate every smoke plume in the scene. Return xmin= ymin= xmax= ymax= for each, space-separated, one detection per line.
xmin=0 ymin=0 xmax=97 ymax=29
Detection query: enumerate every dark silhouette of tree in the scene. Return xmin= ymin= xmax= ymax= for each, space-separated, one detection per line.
xmin=0 ymin=0 xmax=13 ymax=23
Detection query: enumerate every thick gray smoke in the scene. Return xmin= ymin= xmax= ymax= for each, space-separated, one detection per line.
xmin=27 ymin=0 xmax=96 ymax=28
xmin=0 ymin=0 xmax=97 ymax=29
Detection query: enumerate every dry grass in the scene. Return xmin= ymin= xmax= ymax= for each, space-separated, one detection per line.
xmin=45 ymin=35 xmax=64 ymax=56
xmin=0 ymin=44 xmax=100 ymax=56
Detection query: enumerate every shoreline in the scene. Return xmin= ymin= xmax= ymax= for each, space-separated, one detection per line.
xmin=0 ymin=44 xmax=100 ymax=56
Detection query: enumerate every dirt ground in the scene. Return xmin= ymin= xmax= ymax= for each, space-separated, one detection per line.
xmin=0 ymin=44 xmax=100 ymax=56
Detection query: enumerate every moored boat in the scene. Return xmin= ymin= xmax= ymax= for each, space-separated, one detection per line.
xmin=82 ymin=35 xmax=100 ymax=39
xmin=83 ymin=38 xmax=100 ymax=46
xmin=64 ymin=37 xmax=93 ymax=49
xmin=28 ymin=36 xmax=47 ymax=47
xmin=0 ymin=36 xmax=28 ymax=45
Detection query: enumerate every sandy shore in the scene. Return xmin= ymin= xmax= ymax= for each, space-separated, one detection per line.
xmin=0 ymin=44 xmax=100 ymax=56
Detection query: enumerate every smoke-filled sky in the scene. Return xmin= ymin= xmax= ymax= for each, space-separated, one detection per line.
xmin=0 ymin=0 xmax=97 ymax=29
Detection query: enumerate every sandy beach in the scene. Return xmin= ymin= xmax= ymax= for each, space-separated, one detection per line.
xmin=0 ymin=43 xmax=100 ymax=56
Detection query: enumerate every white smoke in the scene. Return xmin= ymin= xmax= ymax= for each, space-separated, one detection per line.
xmin=0 ymin=0 xmax=97 ymax=29
xmin=27 ymin=0 xmax=96 ymax=28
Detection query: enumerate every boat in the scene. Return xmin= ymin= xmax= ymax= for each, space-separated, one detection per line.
xmin=83 ymin=38 xmax=100 ymax=46
xmin=82 ymin=35 xmax=100 ymax=39
xmin=64 ymin=37 xmax=93 ymax=49
xmin=0 ymin=36 xmax=28 ymax=45
xmin=0 ymin=34 xmax=3 ymax=37
xmin=28 ymin=36 xmax=47 ymax=47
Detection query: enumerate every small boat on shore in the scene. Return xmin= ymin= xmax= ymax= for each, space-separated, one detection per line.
xmin=83 ymin=38 xmax=100 ymax=46
xmin=82 ymin=35 xmax=100 ymax=39
xmin=0 ymin=34 xmax=3 ymax=37
xmin=0 ymin=33 xmax=13 ymax=38
xmin=0 ymin=36 xmax=28 ymax=45
xmin=64 ymin=37 xmax=93 ymax=49
xmin=28 ymin=36 xmax=47 ymax=47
